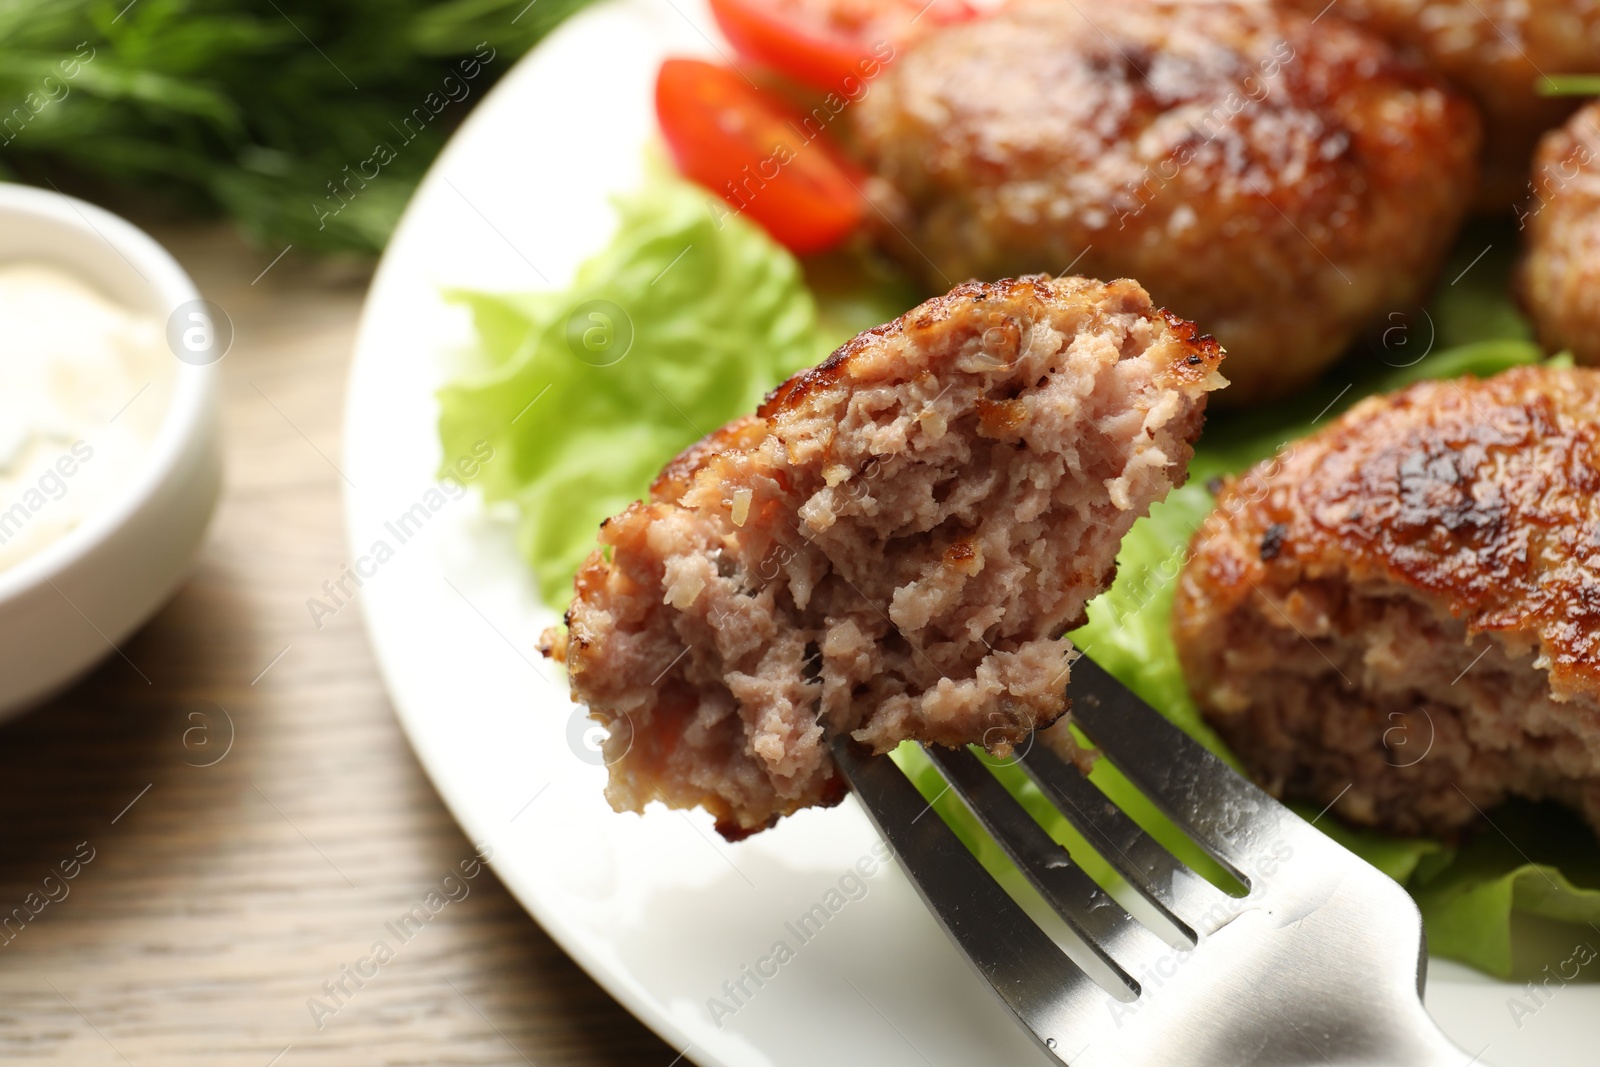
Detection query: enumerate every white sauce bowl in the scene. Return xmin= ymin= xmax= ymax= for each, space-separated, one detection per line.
xmin=0 ymin=184 xmax=221 ymax=718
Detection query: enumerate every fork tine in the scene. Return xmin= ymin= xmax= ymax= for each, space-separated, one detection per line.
xmin=1066 ymin=656 xmax=1289 ymax=883
xmin=1016 ymin=742 xmax=1232 ymax=942
xmin=923 ymin=745 xmax=1174 ymax=992
xmin=829 ymin=735 xmax=1101 ymax=1056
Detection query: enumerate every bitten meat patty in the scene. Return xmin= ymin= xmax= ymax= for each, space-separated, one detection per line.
xmin=543 ymin=276 xmax=1224 ymax=839
xmin=1174 ymin=366 xmax=1600 ymax=838
xmin=849 ymin=0 xmax=1479 ymax=407
xmin=1518 ymin=101 xmax=1600 ymax=366
xmin=1277 ymin=0 xmax=1600 ymax=208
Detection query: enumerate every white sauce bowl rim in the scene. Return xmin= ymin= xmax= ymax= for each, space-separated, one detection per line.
xmin=0 ymin=183 xmax=217 ymax=603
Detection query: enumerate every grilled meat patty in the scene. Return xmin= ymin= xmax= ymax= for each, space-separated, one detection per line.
xmin=543 ymin=276 xmax=1225 ymax=839
xmin=1174 ymin=366 xmax=1600 ymax=838
xmin=1278 ymin=0 xmax=1600 ymax=209
xmin=1518 ymin=100 xmax=1600 ymax=366
xmin=849 ymin=0 xmax=1479 ymax=407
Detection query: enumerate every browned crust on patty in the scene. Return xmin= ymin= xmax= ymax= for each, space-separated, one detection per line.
xmin=1183 ymin=367 xmax=1600 ymax=699
xmin=1174 ymin=365 xmax=1600 ymax=836
xmin=851 ymin=0 xmax=1479 ymax=406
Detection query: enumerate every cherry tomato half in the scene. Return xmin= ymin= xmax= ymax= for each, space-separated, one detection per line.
xmin=656 ymin=57 xmax=867 ymax=256
xmin=708 ymin=0 xmax=979 ymax=93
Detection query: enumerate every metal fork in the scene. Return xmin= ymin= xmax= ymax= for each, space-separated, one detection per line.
xmin=830 ymin=655 xmax=1476 ymax=1066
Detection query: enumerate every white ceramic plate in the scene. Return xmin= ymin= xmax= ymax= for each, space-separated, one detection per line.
xmin=343 ymin=2 xmax=1596 ymax=1062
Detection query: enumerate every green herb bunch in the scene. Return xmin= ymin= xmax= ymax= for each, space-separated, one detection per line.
xmin=0 ymin=0 xmax=590 ymax=254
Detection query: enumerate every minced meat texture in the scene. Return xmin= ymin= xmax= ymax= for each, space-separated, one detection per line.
xmin=543 ymin=275 xmax=1225 ymax=839
xmin=1175 ymin=366 xmax=1600 ymax=838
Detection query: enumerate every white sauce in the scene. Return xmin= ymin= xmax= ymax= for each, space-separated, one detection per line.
xmin=0 ymin=263 xmax=173 ymax=573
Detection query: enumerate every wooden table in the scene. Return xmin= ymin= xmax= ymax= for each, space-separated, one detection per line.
xmin=0 ymin=222 xmax=677 ymax=1065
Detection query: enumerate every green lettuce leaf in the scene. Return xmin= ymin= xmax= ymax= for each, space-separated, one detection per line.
xmin=1410 ymin=801 xmax=1600 ymax=977
xmin=1538 ymin=74 xmax=1600 ymax=96
xmin=438 ymin=175 xmax=829 ymax=606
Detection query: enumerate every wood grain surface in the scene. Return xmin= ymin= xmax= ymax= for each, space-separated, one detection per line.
xmin=0 ymin=222 xmax=678 ymax=1065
